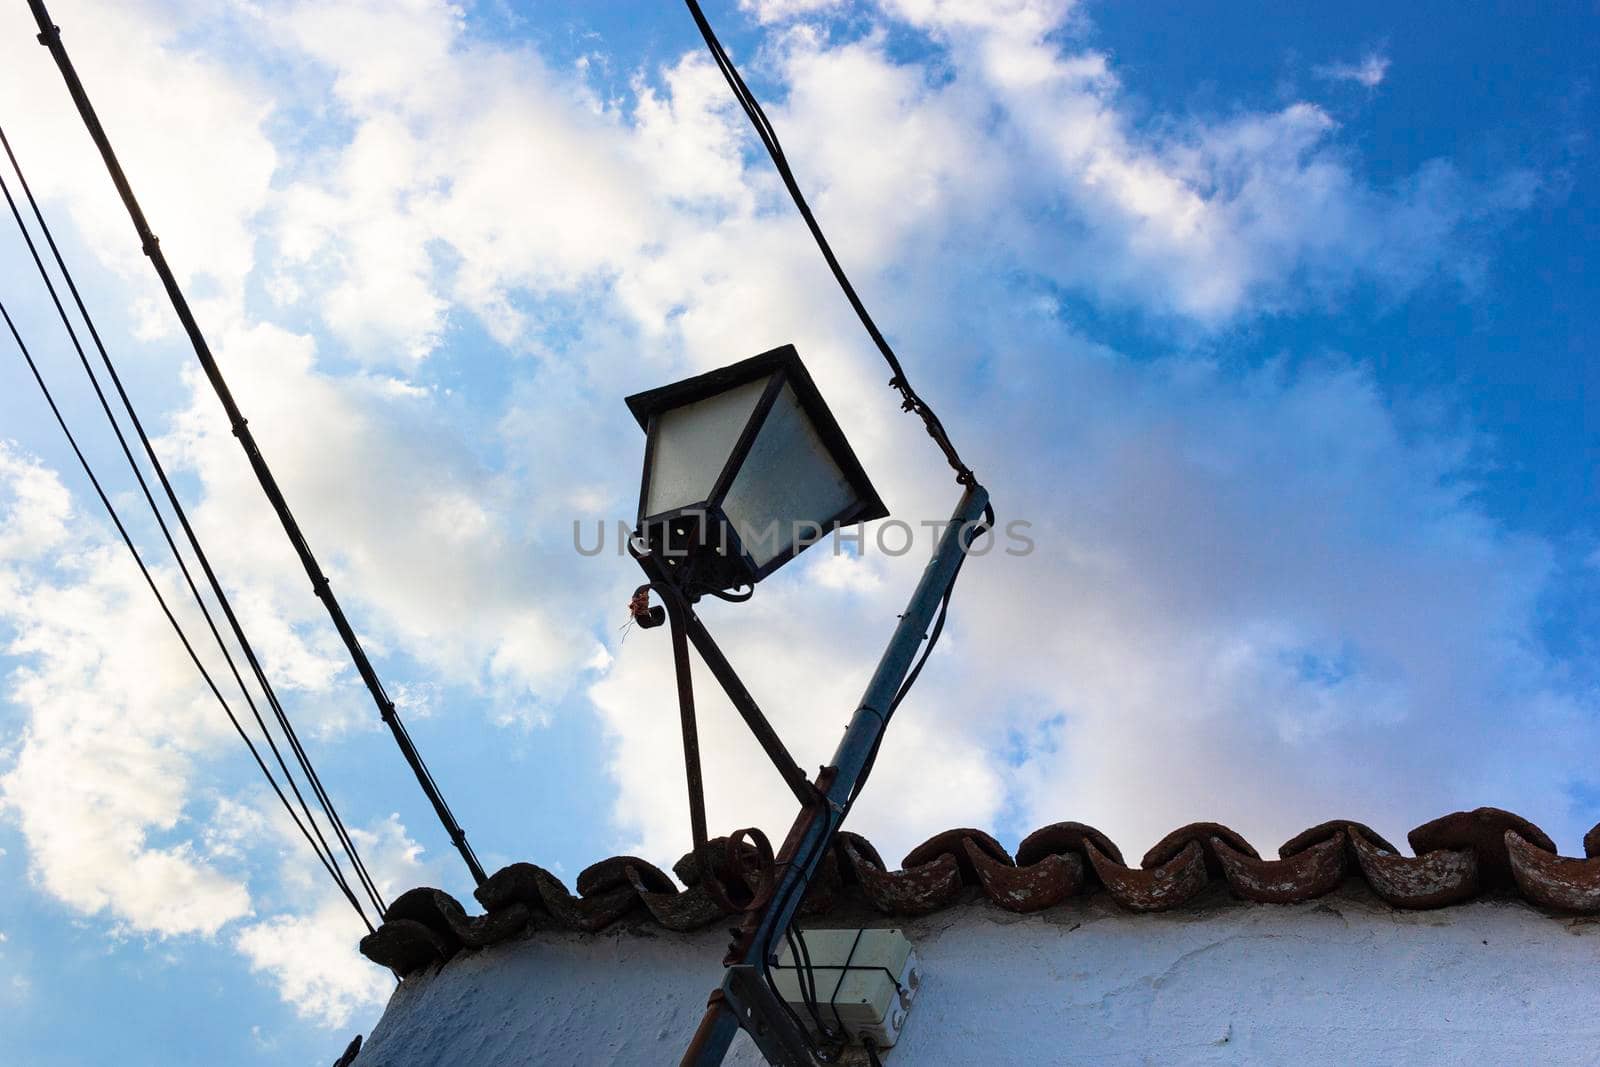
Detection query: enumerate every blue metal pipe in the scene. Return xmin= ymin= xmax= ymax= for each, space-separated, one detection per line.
xmin=682 ymin=484 xmax=991 ymax=1065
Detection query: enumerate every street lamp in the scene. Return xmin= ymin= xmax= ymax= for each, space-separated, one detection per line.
xmin=624 ymin=344 xmax=886 ymax=910
xmin=627 ymin=344 xmax=887 ymax=598
xmin=625 ymin=344 xmax=990 ymax=1067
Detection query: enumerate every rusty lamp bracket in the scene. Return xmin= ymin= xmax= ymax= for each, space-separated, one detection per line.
xmin=631 ymin=547 xmax=818 ymax=811
xmin=630 ymin=545 xmax=822 ymax=914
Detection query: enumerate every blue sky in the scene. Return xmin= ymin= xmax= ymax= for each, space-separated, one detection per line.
xmin=0 ymin=1 xmax=1594 ymax=1063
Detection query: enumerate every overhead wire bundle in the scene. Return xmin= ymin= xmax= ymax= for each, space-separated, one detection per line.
xmin=0 ymin=124 xmax=385 ymax=932
xmin=25 ymin=0 xmax=486 ymax=889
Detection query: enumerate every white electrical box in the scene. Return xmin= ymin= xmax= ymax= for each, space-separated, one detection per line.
xmin=770 ymin=928 xmax=921 ymax=1049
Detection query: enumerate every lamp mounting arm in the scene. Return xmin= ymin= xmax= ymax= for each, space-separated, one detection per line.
xmin=631 ymin=548 xmax=821 ymax=811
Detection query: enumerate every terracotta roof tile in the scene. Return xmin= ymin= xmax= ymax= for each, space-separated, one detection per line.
xmin=963 ymin=837 xmax=1081 ymax=913
xmin=1212 ymin=831 xmax=1345 ymax=904
xmin=1505 ymin=830 xmax=1600 ymax=913
xmin=1088 ymin=839 xmax=1207 ymax=912
xmin=832 ymin=831 xmax=884 ymax=879
xmin=845 ymin=839 xmax=963 ymax=915
xmin=1585 ymin=822 xmax=1600 ymax=860
xmin=578 ymin=855 xmax=674 ymax=896
xmin=1015 ymin=821 xmax=1123 ymax=876
xmin=903 ymin=827 xmax=1011 ymax=882
xmin=1142 ymin=821 xmax=1257 ymax=875
xmin=1407 ymin=807 xmax=1555 ymax=891
xmin=1349 ymin=826 xmax=1478 ymax=909
xmin=357 ymin=809 xmax=1600 ymax=977
xmin=1279 ymin=818 xmax=1396 ymax=859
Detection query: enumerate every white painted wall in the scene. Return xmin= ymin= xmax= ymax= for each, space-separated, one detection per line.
xmin=353 ymin=894 xmax=1600 ymax=1066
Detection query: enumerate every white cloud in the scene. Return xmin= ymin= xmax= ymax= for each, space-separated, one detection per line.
xmin=808 ymin=550 xmax=883 ymax=593
xmin=868 ymin=5 xmax=1529 ymax=322
xmin=740 ymin=0 xmax=846 ymax=24
xmin=0 ymin=0 xmax=276 ymax=305
xmin=885 ymin=0 xmax=1077 ymax=39
xmin=267 ymin=0 xmax=664 ymax=361
xmin=154 ymin=313 xmax=602 ymax=702
xmin=1317 ymin=52 xmax=1392 ymax=89
xmin=0 ymin=444 xmax=252 ymax=937
xmin=235 ymin=813 xmax=427 ymax=1028
xmin=970 ymin=349 xmax=1594 ymax=851
xmin=0 ymin=442 xmax=72 ymax=560
xmin=0 ymin=0 xmax=1588 ymax=1046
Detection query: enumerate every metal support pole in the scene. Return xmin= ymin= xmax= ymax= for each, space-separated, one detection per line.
xmin=634 ymin=552 xmax=817 ymax=808
xmin=681 ymin=484 xmax=990 ymax=1066
xmin=660 ymin=584 xmax=714 ymax=879
xmin=27 ymin=0 xmax=486 ymax=887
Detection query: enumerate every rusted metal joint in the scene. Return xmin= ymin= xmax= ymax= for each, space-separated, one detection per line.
xmin=728 ymin=826 xmax=777 ymax=911
xmin=629 ymin=585 xmax=666 ymax=629
xmin=696 ymin=843 xmax=741 ymax=914
xmin=695 ymin=827 xmax=776 ymax=916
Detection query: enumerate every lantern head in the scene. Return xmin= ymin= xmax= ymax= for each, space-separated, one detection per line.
xmin=627 ymin=344 xmax=888 ymax=595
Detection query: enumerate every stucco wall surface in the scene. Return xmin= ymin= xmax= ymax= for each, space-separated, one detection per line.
xmin=352 ymin=892 xmax=1600 ymax=1066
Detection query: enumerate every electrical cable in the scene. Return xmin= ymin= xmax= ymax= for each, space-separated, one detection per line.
xmin=0 ymin=169 xmax=374 ymax=921
xmin=827 ymin=928 xmax=866 ymax=1040
xmin=27 ymin=0 xmax=485 ymax=889
xmin=784 ymin=925 xmax=828 ymax=1038
xmin=850 ymin=506 xmax=992 ymax=806
xmin=774 ymin=919 xmax=915 ymax=1060
xmin=683 ymin=0 xmax=980 ymax=491
xmin=0 ymin=297 xmax=377 ymax=934
xmin=26 ymin=0 xmax=485 ymax=889
xmin=760 ymin=509 xmax=992 ymax=1059
xmin=0 ymin=126 xmax=387 ymax=920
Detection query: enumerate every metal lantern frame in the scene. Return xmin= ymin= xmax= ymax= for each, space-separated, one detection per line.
xmin=626 ymin=344 xmax=888 ymax=597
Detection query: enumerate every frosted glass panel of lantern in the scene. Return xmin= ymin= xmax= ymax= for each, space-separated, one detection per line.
xmin=722 ymin=382 xmax=858 ymax=567
xmin=644 ymin=376 xmax=771 ymax=518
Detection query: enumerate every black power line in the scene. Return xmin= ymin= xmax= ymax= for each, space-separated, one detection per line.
xmin=0 ymin=297 xmax=378 ymax=933
xmin=26 ymin=0 xmax=486 ymax=887
xmin=0 ymin=127 xmax=386 ymax=921
xmin=684 ymin=0 xmax=981 ymax=492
